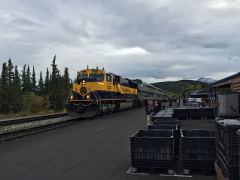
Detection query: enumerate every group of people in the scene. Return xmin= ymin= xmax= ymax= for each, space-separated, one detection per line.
xmin=144 ymin=99 xmax=162 ymax=116
xmin=144 ymin=99 xmax=163 ymax=125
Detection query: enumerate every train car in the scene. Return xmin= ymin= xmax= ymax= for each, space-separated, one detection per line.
xmin=133 ymin=79 xmax=168 ymax=101
xmin=66 ymin=68 xmax=168 ymax=117
xmin=67 ymin=68 xmax=141 ymax=117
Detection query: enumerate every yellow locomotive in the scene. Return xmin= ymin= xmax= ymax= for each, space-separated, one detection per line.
xmin=67 ymin=67 xmax=141 ymax=117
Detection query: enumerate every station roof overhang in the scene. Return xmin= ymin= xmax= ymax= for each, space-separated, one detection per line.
xmin=189 ymin=88 xmax=215 ymax=98
xmin=210 ymin=72 xmax=240 ymax=92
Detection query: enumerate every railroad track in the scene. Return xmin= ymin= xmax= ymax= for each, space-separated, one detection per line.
xmin=0 ymin=113 xmax=79 ymax=142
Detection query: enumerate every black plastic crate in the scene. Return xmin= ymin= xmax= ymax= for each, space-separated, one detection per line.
xmin=152 ymin=116 xmax=176 ymax=121
xmin=215 ymin=119 xmax=225 ymax=149
xmin=147 ymin=124 xmax=180 ymax=158
xmin=153 ymin=120 xmax=180 ymax=131
xmin=130 ymin=129 xmax=175 ymax=170
xmin=202 ymin=108 xmax=215 ymax=119
xmin=174 ymin=108 xmax=188 ymax=120
xmin=237 ymin=129 xmax=240 ymax=178
xmin=147 ymin=124 xmax=179 ymax=137
xmin=220 ymin=159 xmax=239 ymax=180
xmin=153 ymin=119 xmax=180 ymax=126
xmin=215 ymin=119 xmax=240 ymax=167
xmin=188 ymin=108 xmax=203 ymax=120
xmin=147 ymin=124 xmax=177 ymax=131
xmin=180 ymin=129 xmax=216 ymax=170
xmin=219 ymin=113 xmax=240 ymax=119
xmin=182 ymin=160 xmax=214 ymax=171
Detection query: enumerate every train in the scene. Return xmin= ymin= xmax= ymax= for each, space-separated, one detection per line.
xmin=66 ymin=67 xmax=168 ymax=117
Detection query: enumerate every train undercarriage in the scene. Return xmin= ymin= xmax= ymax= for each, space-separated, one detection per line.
xmin=67 ymin=98 xmax=141 ymax=118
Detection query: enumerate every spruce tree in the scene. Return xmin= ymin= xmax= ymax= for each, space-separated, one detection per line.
xmin=7 ymin=59 xmax=14 ymax=85
xmin=0 ymin=63 xmax=10 ymax=113
xmin=44 ymin=68 xmax=50 ymax=95
xmin=63 ymin=67 xmax=71 ymax=98
xmin=0 ymin=70 xmax=1 ymax=112
xmin=49 ymin=55 xmax=64 ymax=111
xmin=26 ymin=65 xmax=31 ymax=92
xmin=32 ymin=66 xmax=36 ymax=93
xmin=22 ymin=64 xmax=27 ymax=92
xmin=38 ymin=71 xmax=44 ymax=96
xmin=12 ymin=66 xmax=22 ymax=112
xmin=6 ymin=59 xmax=15 ymax=112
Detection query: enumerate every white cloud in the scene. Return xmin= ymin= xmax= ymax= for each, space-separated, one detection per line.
xmin=141 ymin=76 xmax=183 ymax=83
xmin=103 ymin=46 xmax=150 ymax=56
xmin=208 ymin=71 xmax=237 ymax=80
xmin=0 ymin=0 xmax=240 ymax=83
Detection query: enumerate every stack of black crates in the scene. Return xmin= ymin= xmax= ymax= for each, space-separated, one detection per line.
xmin=215 ymin=119 xmax=240 ymax=180
xmin=180 ymin=129 xmax=216 ymax=174
xmin=173 ymin=108 xmax=214 ymax=120
xmin=238 ymin=130 xmax=240 ymax=179
xmin=174 ymin=108 xmax=188 ymax=120
xmin=130 ymin=130 xmax=175 ymax=173
xmin=130 ymin=109 xmax=179 ymax=173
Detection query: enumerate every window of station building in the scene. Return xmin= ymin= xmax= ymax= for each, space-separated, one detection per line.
xmin=106 ymin=74 xmax=112 ymax=82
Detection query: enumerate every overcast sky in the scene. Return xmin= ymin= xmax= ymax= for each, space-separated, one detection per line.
xmin=0 ymin=0 xmax=239 ymax=82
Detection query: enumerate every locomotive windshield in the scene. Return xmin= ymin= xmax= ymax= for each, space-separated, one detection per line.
xmin=78 ymin=73 xmax=88 ymax=80
xmin=77 ymin=73 xmax=104 ymax=82
xmin=89 ymin=73 xmax=104 ymax=81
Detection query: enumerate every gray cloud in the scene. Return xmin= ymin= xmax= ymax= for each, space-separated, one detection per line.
xmin=0 ymin=0 xmax=239 ymax=82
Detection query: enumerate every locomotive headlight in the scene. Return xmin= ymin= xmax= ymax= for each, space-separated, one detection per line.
xmin=86 ymin=95 xmax=90 ymax=99
xmin=70 ymin=95 xmax=74 ymax=99
xmin=82 ymin=80 xmax=86 ymax=85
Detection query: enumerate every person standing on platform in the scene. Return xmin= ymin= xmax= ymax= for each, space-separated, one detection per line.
xmin=154 ymin=100 xmax=161 ymax=114
xmin=146 ymin=99 xmax=154 ymax=125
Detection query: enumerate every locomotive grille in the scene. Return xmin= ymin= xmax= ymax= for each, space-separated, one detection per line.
xmin=80 ymin=87 xmax=87 ymax=95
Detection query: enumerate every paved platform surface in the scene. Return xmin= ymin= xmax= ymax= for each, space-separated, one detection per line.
xmin=0 ymin=108 xmax=216 ymax=180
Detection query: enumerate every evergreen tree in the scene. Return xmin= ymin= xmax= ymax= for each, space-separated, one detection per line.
xmin=63 ymin=67 xmax=71 ymax=98
xmin=26 ymin=65 xmax=31 ymax=92
xmin=12 ymin=66 xmax=23 ymax=112
xmin=7 ymin=59 xmax=14 ymax=85
xmin=49 ymin=55 xmax=64 ymax=111
xmin=44 ymin=68 xmax=50 ymax=95
xmin=6 ymin=59 xmax=15 ymax=112
xmin=38 ymin=71 xmax=44 ymax=96
xmin=32 ymin=66 xmax=36 ymax=93
xmin=22 ymin=64 xmax=27 ymax=92
xmin=0 ymin=63 xmax=10 ymax=113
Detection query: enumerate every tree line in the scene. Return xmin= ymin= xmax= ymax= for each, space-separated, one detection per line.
xmin=0 ymin=55 xmax=71 ymax=116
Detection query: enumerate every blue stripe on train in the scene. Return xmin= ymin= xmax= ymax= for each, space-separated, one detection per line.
xmin=92 ymin=91 xmax=137 ymax=99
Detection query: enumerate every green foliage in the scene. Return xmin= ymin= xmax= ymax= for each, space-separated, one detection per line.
xmin=26 ymin=65 xmax=31 ymax=92
xmin=7 ymin=59 xmax=14 ymax=84
xmin=38 ymin=71 xmax=44 ymax=96
xmin=49 ymin=55 xmax=65 ymax=111
xmin=22 ymin=92 xmax=46 ymax=114
xmin=12 ymin=66 xmax=23 ymax=112
xmin=44 ymin=68 xmax=50 ymax=95
xmin=63 ymin=67 xmax=71 ymax=99
xmin=0 ymin=57 xmax=71 ymax=118
xmin=22 ymin=64 xmax=27 ymax=92
xmin=152 ymin=80 xmax=208 ymax=98
xmin=0 ymin=63 xmax=9 ymax=113
xmin=32 ymin=66 xmax=36 ymax=93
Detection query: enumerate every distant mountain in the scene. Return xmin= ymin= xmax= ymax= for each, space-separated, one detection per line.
xmin=197 ymin=77 xmax=216 ymax=84
xmin=152 ymin=80 xmax=208 ymax=96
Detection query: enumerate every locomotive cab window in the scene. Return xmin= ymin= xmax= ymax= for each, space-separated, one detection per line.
xmin=78 ymin=73 xmax=88 ymax=80
xmin=106 ymin=74 xmax=112 ymax=82
xmin=89 ymin=73 xmax=104 ymax=82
